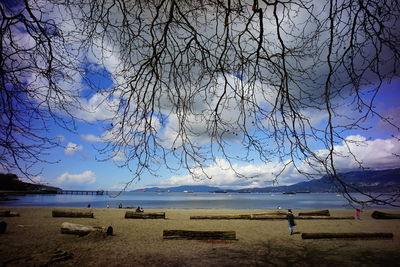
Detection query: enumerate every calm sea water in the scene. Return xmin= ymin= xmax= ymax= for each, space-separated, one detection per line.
xmin=1 ymin=192 xmax=398 ymax=209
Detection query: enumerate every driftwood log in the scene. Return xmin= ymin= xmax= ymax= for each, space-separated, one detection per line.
xmin=251 ymin=215 xmax=352 ymax=220
xmin=60 ymin=222 xmax=113 ymax=236
xmin=298 ymin=210 xmax=330 ymax=216
xmin=250 ymin=215 xmax=287 ymax=220
xmin=265 ymin=211 xmax=287 ymax=216
xmin=0 ymin=221 xmax=6 ymax=234
xmin=190 ymin=215 xmax=252 ymax=220
xmin=302 ymin=232 xmax=394 ymax=240
xmin=163 ymin=230 xmax=236 ymax=240
xmin=9 ymin=211 xmax=20 ymax=217
xmin=371 ymin=211 xmax=400 ymax=219
xmin=0 ymin=211 xmax=20 ymax=217
xmin=125 ymin=211 xmax=165 ymax=219
xmin=296 ymin=216 xmax=353 ymax=220
xmin=191 ymin=214 xmax=353 ymax=220
xmin=52 ymin=210 xmax=94 ymax=218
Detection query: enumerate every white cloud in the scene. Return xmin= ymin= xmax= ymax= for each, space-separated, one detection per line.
xmin=64 ymin=142 xmax=83 ymax=155
xmin=158 ymin=158 xmax=299 ymax=189
xmin=330 ymin=135 xmax=400 ymax=170
xmin=74 ymin=92 xmax=118 ymax=122
xmin=155 ymin=135 xmax=400 ymax=188
xmin=56 ymin=170 xmax=96 ymax=188
xmin=111 ymin=151 xmax=126 ymax=162
xmin=158 ymin=75 xmax=267 ymax=149
xmin=81 ymin=134 xmax=105 ymax=143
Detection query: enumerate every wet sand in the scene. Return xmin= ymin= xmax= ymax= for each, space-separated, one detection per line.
xmin=0 ymin=207 xmax=399 ymax=266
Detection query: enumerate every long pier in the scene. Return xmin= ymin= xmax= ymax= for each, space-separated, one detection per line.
xmin=59 ymin=190 xmax=105 ymax=195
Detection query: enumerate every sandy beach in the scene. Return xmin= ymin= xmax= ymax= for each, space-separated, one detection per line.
xmin=1 ymin=207 xmax=399 ymax=266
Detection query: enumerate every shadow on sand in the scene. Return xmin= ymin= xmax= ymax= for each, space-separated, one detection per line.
xmin=204 ymin=239 xmax=400 ymax=266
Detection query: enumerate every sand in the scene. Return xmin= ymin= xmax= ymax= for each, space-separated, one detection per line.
xmin=0 ymin=207 xmax=399 ymax=266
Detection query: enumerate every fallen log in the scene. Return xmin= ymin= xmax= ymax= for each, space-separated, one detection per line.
xmin=252 ymin=215 xmax=353 ymax=220
xmin=191 ymin=214 xmax=353 ymax=220
xmin=190 ymin=215 xmax=252 ymax=220
xmin=52 ymin=210 xmax=94 ymax=218
xmin=60 ymin=222 xmax=113 ymax=236
xmin=371 ymin=211 xmax=400 ymax=219
xmin=302 ymin=232 xmax=393 ymax=240
xmin=0 ymin=210 xmax=20 ymax=217
xmin=250 ymin=215 xmax=287 ymax=220
xmin=265 ymin=211 xmax=287 ymax=216
xmin=296 ymin=216 xmax=354 ymax=220
xmin=163 ymin=230 xmax=236 ymax=240
xmin=125 ymin=211 xmax=165 ymax=219
xmin=298 ymin=210 xmax=330 ymax=216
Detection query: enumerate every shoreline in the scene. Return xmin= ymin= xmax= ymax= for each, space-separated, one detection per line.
xmin=1 ymin=207 xmax=400 ymax=266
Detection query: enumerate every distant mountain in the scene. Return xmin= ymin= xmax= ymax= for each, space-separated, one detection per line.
xmin=0 ymin=173 xmax=61 ymax=192
xmin=245 ymin=168 xmax=400 ymax=193
xmin=131 ymin=185 xmax=222 ymax=192
xmin=132 ymin=168 xmax=400 ymax=193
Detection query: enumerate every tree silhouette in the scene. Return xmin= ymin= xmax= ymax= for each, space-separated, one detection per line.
xmin=1 ymin=0 xmax=399 ymax=206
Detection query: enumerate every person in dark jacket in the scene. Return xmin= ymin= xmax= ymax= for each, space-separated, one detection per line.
xmin=287 ymin=209 xmax=296 ymax=235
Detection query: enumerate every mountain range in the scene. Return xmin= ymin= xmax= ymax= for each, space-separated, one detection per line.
xmin=132 ymin=168 xmax=400 ymax=193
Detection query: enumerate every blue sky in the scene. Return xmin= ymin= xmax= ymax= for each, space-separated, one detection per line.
xmin=4 ymin=1 xmax=400 ymax=191
xmin=19 ymin=74 xmax=399 ymax=191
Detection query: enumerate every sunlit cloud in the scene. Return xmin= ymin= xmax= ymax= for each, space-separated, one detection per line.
xmin=81 ymin=134 xmax=105 ymax=143
xmin=64 ymin=142 xmax=83 ymax=156
xmin=55 ymin=170 xmax=96 ymax=188
xmin=155 ymin=135 xmax=400 ymax=189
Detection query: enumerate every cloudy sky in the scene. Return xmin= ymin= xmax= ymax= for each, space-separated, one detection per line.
xmin=4 ymin=0 xmax=400 ymax=190
xmin=24 ymin=74 xmax=400 ymax=191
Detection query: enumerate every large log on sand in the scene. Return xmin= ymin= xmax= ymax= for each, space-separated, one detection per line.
xmin=163 ymin=230 xmax=236 ymax=240
xmin=371 ymin=211 xmax=400 ymax=219
xmin=52 ymin=210 xmax=94 ymax=218
xmin=298 ymin=210 xmax=330 ymax=216
xmin=296 ymin=216 xmax=354 ymax=220
xmin=0 ymin=211 xmax=10 ymax=217
xmin=125 ymin=211 xmax=165 ymax=219
xmin=190 ymin=215 xmax=252 ymax=220
xmin=61 ymin=222 xmax=113 ymax=236
xmin=302 ymin=232 xmax=393 ymax=240
xmin=250 ymin=215 xmax=287 ymax=220
xmin=0 ymin=211 xmax=19 ymax=217
xmin=191 ymin=214 xmax=353 ymax=220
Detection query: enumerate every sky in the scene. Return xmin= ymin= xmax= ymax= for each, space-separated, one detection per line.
xmin=4 ymin=0 xmax=400 ymax=191
xmin=22 ymin=76 xmax=400 ymax=191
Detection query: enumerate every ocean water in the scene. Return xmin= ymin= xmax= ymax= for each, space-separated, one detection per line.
xmin=1 ymin=192 xmax=398 ymax=209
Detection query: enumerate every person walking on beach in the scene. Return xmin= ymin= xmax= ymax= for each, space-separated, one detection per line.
xmin=287 ymin=209 xmax=296 ymax=235
xmin=355 ymin=209 xmax=361 ymax=220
